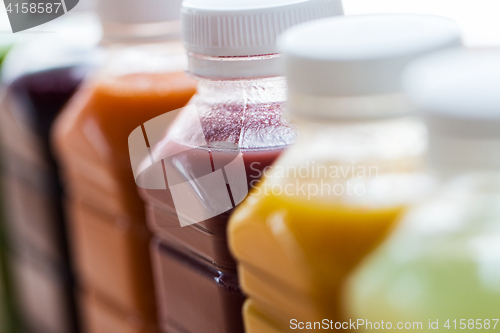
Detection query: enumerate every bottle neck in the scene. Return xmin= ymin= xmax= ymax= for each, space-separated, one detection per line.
xmin=188 ymin=53 xmax=283 ymax=79
xmin=194 ymin=76 xmax=287 ymax=105
xmin=288 ymin=90 xmax=419 ymax=147
xmin=430 ymin=134 xmax=500 ymax=180
xmin=292 ymin=115 xmax=427 ymax=159
xmin=288 ymin=91 xmax=414 ymax=121
xmin=284 ymin=89 xmax=426 ymax=168
xmin=444 ymin=172 xmax=500 ymax=199
xmin=96 ymin=40 xmax=186 ymax=83
xmin=100 ymin=20 xmax=181 ymax=46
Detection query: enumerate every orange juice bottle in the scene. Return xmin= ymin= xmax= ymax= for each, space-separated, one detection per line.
xmin=52 ymin=1 xmax=197 ymax=332
xmin=228 ymin=15 xmax=462 ymax=332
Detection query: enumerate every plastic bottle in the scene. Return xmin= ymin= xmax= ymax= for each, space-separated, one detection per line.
xmin=0 ymin=263 xmax=9 ymax=333
xmin=134 ymin=0 xmax=343 ymax=332
xmin=228 ymin=15 xmax=462 ymax=332
xmin=0 ymin=34 xmax=17 ymax=333
xmin=0 ymin=7 xmax=101 ymax=333
xmin=52 ymin=0 xmax=198 ymax=332
xmin=347 ymin=50 xmax=500 ymax=332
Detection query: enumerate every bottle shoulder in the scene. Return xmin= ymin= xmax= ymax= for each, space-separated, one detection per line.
xmin=151 ymin=94 xmax=296 ymax=156
xmin=55 ymin=73 xmax=194 ymax=162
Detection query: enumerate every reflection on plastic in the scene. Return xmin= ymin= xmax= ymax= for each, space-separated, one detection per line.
xmin=128 ymin=105 xmax=248 ymax=227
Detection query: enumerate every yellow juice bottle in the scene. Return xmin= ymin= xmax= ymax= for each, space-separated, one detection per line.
xmin=228 ymin=15 xmax=462 ymax=332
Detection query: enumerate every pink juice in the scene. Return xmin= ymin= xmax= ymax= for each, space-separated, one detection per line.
xmin=140 ymin=101 xmax=290 ymax=268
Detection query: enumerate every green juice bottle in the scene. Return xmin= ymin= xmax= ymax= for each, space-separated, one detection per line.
xmin=346 ymin=50 xmax=500 ymax=332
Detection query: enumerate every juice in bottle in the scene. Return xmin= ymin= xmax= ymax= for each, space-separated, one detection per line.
xmin=228 ymin=15 xmax=462 ymax=332
xmin=134 ymin=1 xmax=343 ymax=332
xmin=347 ymin=50 xmax=500 ymax=331
xmin=0 ymin=10 xmax=101 ymax=333
xmin=52 ymin=1 xmax=198 ymax=332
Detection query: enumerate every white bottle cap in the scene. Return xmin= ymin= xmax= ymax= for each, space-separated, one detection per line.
xmin=98 ymin=0 xmax=182 ymax=24
xmin=404 ymin=50 xmax=500 ymax=174
xmin=279 ymin=15 xmax=461 ymax=99
xmin=182 ymin=0 xmax=343 ymax=77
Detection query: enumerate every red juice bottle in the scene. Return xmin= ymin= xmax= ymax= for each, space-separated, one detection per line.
xmin=133 ymin=0 xmax=344 ymax=332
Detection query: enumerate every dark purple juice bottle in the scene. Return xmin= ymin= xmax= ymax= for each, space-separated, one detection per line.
xmin=1 ymin=65 xmax=88 ymax=333
xmin=0 ymin=19 xmax=100 ymax=332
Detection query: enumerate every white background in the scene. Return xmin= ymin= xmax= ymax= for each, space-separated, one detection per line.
xmin=1 ymin=0 xmax=500 ymax=47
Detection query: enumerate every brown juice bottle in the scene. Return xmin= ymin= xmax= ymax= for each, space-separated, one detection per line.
xmin=52 ymin=5 xmax=197 ymax=332
xmin=133 ymin=1 xmax=343 ymax=332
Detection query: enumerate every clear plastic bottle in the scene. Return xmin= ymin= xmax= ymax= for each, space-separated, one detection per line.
xmin=134 ymin=1 xmax=343 ymax=332
xmin=347 ymin=50 xmax=500 ymax=331
xmin=0 ymin=7 xmax=101 ymax=333
xmin=227 ymin=15 xmax=462 ymax=332
xmin=52 ymin=1 xmax=198 ymax=332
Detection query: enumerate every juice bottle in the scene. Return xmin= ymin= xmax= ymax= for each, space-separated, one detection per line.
xmin=347 ymin=50 xmax=500 ymax=331
xmin=0 ymin=35 xmax=17 ymax=333
xmin=228 ymin=15 xmax=462 ymax=332
xmin=0 ymin=271 xmax=5 ymax=332
xmin=0 ymin=9 xmax=100 ymax=333
xmin=134 ymin=1 xmax=343 ymax=332
xmin=0 ymin=262 xmax=11 ymax=333
xmin=52 ymin=1 xmax=197 ymax=332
